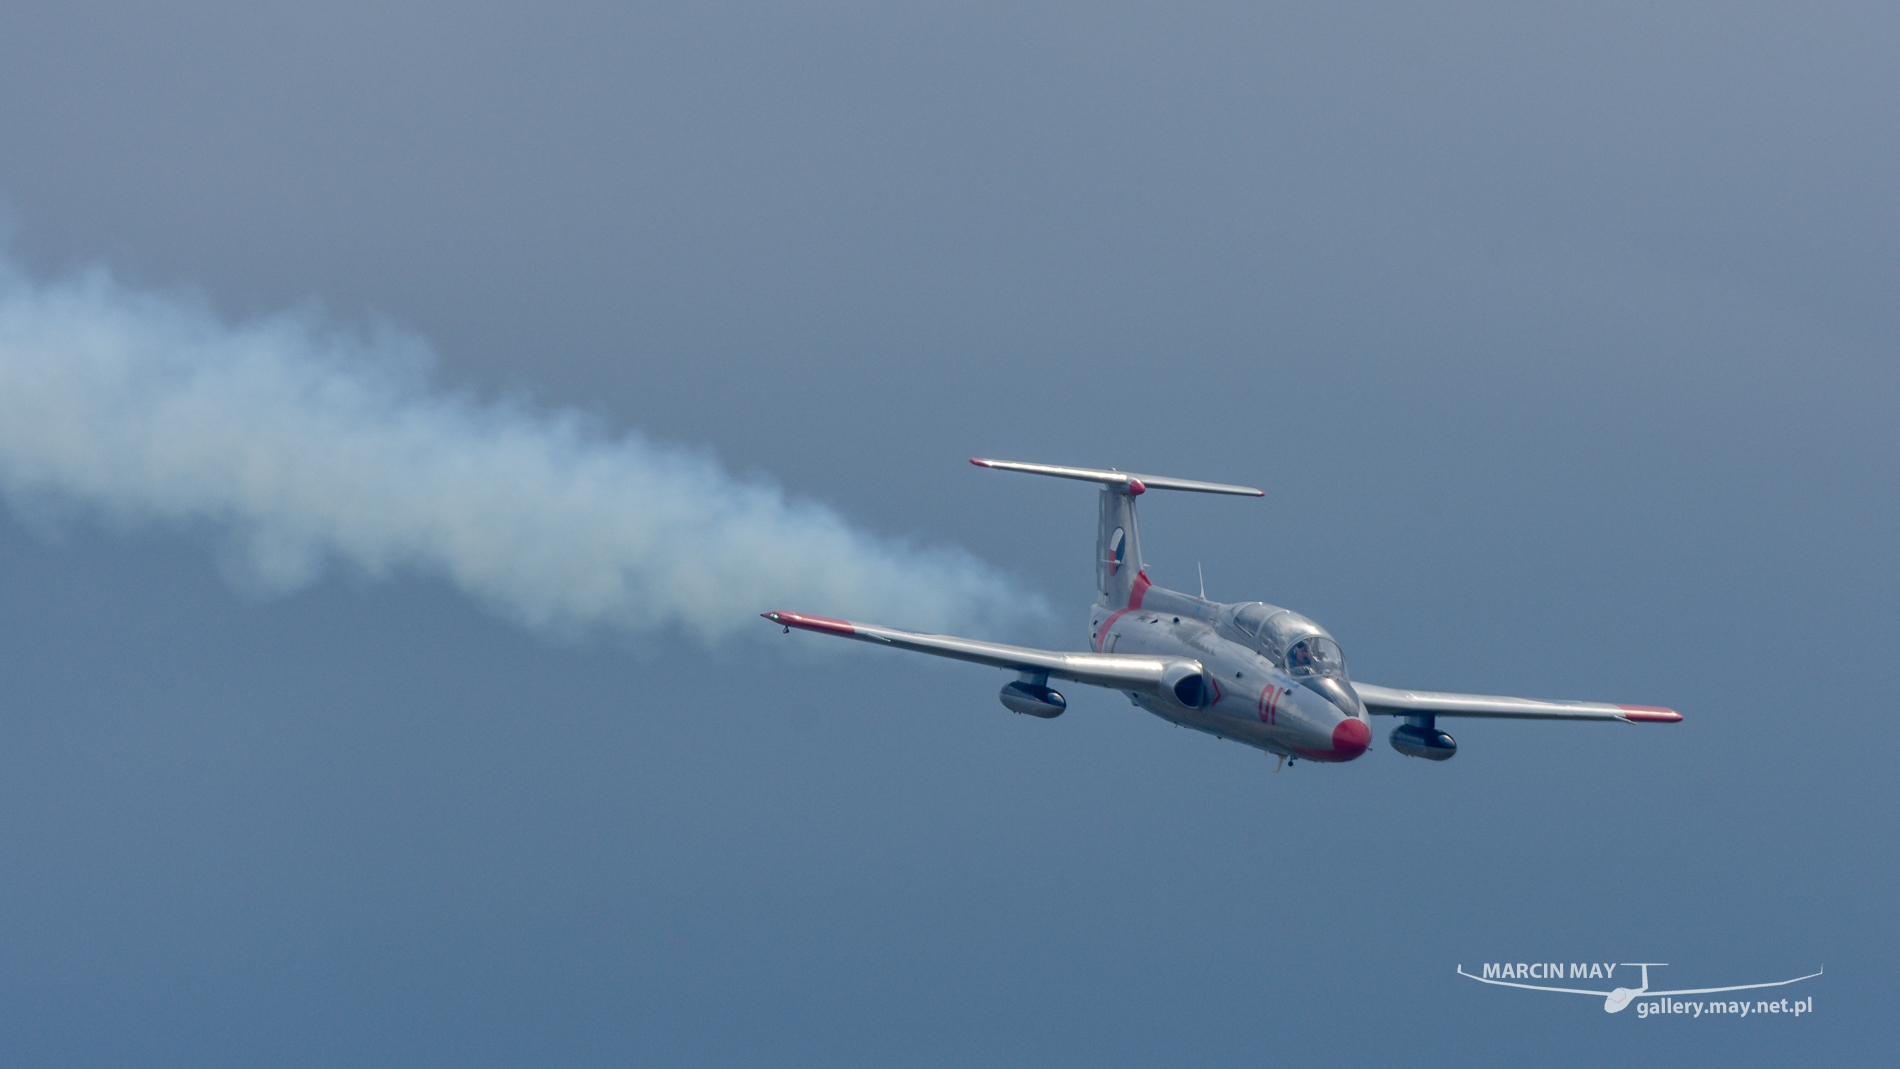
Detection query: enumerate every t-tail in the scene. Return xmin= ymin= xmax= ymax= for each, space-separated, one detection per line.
xmin=968 ymin=459 xmax=1264 ymax=607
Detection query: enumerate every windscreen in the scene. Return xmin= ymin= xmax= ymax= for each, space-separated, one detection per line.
xmin=1284 ymin=636 xmax=1347 ymax=680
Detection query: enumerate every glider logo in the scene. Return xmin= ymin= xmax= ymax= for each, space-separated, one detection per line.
xmin=1458 ymin=961 xmax=1821 ymax=1016
xmin=1107 ymin=527 xmax=1125 ymax=575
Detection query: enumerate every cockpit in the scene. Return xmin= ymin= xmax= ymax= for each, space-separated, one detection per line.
xmin=1228 ymin=603 xmax=1349 ymax=682
xmin=1284 ymin=636 xmax=1347 ymax=680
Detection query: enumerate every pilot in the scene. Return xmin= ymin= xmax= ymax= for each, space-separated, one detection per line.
xmin=1288 ymin=641 xmax=1313 ymax=672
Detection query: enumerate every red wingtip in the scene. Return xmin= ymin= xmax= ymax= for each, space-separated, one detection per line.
xmin=969 ymin=457 xmax=991 ymax=467
xmin=1618 ymin=705 xmax=1683 ymax=723
xmin=763 ymin=610 xmax=856 ymax=637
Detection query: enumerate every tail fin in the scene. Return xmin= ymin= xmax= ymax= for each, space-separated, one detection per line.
xmin=969 ymin=459 xmax=1264 ymax=607
xmin=1097 ymin=484 xmax=1145 ymax=606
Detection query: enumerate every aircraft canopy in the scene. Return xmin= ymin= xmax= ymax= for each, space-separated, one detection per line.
xmin=1230 ymin=604 xmax=1348 ymax=680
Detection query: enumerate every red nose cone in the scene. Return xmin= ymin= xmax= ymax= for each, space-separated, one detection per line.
xmin=1332 ymin=718 xmax=1371 ymax=760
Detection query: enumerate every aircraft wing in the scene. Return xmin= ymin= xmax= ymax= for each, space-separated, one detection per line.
xmin=762 ymin=610 xmax=1201 ymax=693
xmin=1353 ymin=683 xmax=1681 ymax=723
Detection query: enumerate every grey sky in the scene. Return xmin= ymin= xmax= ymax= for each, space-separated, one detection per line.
xmin=0 ymin=3 xmax=1893 ymax=1065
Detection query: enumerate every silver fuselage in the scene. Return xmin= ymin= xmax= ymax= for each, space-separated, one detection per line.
xmin=1089 ymin=579 xmax=1371 ymax=761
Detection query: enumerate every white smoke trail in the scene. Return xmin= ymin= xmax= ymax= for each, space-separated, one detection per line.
xmin=0 ymin=260 xmax=1045 ymax=641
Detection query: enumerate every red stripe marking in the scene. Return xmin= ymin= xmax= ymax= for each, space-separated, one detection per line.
xmin=1289 ymin=719 xmax=1372 ymax=762
xmin=1128 ymin=571 xmax=1151 ymax=609
xmin=1094 ymin=571 xmax=1153 ymax=651
xmin=761 ymin=611 xmax=856 ymax=637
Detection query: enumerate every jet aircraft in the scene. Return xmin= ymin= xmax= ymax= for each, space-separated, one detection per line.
xmin=763 ymin=459 xmax=1681 ymax=764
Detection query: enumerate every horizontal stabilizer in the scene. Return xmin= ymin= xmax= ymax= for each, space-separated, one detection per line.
xmin=970 ymin=458 xmax=1264 ymax=497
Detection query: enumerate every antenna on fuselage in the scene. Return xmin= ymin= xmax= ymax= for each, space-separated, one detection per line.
xmin=1198 ymin=562 xmax=1206 ymax=599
